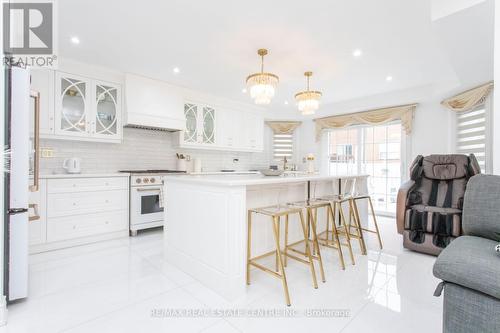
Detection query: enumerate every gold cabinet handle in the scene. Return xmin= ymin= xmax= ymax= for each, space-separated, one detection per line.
xmin=28 ymin=203 xmax=40 ymax=222
xmin=29 ymin=91 xmax=40 ymax=192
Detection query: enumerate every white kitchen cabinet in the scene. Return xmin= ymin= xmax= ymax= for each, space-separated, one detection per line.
xmin=29 ymin=176 xmax=129 ymax=253
xmin=92 ymin=80 xmax=122 ymax=141
xmin=180 ymin=103 xmax=264 ymax=152
xmin=216 ymin=109 xmax=264 ymax=152
xmin=242 ymin=112 xmax=264 ymax=151
xmin=216 ymin=108 xmax=239 ymax=148
xmin=179 ymin=102 xmax=217 ymax=147
xmin=55 ymin=72 xmax=92 ymax=138
xmin=30 ymin=69 xmax=55 ymax=135
xmin=52 ymin=72 xmax=122 ymax=143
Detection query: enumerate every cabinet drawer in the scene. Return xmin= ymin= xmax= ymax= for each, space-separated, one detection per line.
xmin=48 ymin=177 xmax=128 ymax=193
xmin=47 ymin=210 xmax=127 ymax=242
xmin=47 ymin=190 xmax=127 ymax=217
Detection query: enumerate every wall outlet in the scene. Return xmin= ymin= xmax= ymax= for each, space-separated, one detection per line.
xmin=41 ymin=147 xmax=54 ymax=158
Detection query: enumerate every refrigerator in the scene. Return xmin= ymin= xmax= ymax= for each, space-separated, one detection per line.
xmin=4 ymin=66 xmax=40 ymax=301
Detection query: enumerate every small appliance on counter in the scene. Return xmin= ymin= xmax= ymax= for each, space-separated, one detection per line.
xmin=176 ymin=153 xmax=188 ymax=172
xmin=63 ymin=157 xmax=82 ymax=174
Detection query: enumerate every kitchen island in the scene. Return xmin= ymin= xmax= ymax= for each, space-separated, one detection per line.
xmin=163 ymin=173 xmax=369 ymax=299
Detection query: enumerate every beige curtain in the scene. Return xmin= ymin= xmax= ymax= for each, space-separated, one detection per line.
xmin=441 ymin=81 xmax=493 ymax=112
xmin=266 ymin=121 xmax=302 ymax=134
xmin=314 ymin=104 xmax=417 ymax=141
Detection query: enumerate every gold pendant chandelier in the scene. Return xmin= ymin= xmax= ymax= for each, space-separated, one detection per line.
xmin=246 ymin=49 xmax=279 ymax=105
xmin=295 ymin=71 xmax=322 ymax=115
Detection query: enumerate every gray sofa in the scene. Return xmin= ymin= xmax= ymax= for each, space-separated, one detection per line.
xmin=433 ymin=174 xmax=500 ymax=333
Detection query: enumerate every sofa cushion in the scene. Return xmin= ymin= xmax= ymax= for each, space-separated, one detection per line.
xmin=433 ymin=235 xmax=500 ymax=300
xmin=463 ymin=174 xmax=500 ymax=242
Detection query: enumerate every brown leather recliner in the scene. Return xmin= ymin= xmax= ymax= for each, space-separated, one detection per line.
xmin=396 ymin=154 xmax=481 ymax=255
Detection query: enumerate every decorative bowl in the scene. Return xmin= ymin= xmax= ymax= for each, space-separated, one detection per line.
xmin=259 ymin=169 xmax=284 ymax=176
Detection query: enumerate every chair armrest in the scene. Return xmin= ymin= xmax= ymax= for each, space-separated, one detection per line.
xmin=396 ymin=180 xmax=414 ymax=234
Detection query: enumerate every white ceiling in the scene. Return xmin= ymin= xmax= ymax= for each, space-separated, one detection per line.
xmin=58 ymin=0 xmax=494 ymax=112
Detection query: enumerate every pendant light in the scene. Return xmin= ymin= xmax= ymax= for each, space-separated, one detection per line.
xmin=295 ymin=71 xmax=322 ymax=115
xmin=246 ymin=49 xmax=279 ymax=105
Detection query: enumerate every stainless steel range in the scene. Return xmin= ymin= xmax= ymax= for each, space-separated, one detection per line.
xmin=119 ymin=170 xmax=185 ymax=236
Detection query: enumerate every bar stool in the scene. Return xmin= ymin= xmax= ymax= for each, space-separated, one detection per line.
xmin=314 ymin=195 xmax=356 ymax=269
xmin=247 ymin=204 xmax=318 ymax=306
xmin=286 ymin=200 xmax=326 ymax=283
xmin=347 ymin=180 xmax=383 ymax=251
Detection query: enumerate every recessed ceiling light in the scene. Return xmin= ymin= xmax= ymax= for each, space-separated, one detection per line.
xmin=386 ymin=76 xmax=393 ymax=82
xmin=284 ymin=101 xmax=289 ymax=105
xmin=173 ymin=67 xmax=180 ymax=74
xmin=70 ymin=36 xmax=80 ymax=45
xmin=242 ymin=88 xmax=247 ymax=93
xmin=353 ymin=49 xmax=362 ymax=57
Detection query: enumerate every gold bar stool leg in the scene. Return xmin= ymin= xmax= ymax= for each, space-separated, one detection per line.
xmin=328 ymin=202 xmax=346 ymax=270
xmin=325 ymin=206 xmax=330 ymax=242
xmin=246 ymin=210 xmax=252 ymax=285
xmin=368 ymin=197 xmax=383 ymax=249
xmin=310 ymin=208 xmax=317 ymax=256
xmin=272 ymin=216 xmax=291 ymax=306
xmin=284 ymin=214 xmax=289 ymax=267
xmin=338 ymin=201 xmax=356 ymax=265
xmin=298 ymin=211 xmax=318 ymax=289
xmin=275 ymin=216 xmax=280 ymax=272
xmin=309 ymin=208 xmax=326 ymax=282
xmin=350 ymin=199 xmax=367 ymax=255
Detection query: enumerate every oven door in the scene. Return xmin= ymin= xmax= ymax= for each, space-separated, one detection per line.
xmin=130 ymin=186 xmax=164 ymax=226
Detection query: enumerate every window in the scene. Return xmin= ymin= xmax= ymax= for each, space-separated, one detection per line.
xmin=273 ymin=133 xmax=294 ymax=160
xmin=456 ymin=105 xmax=490 ymax=172
xmin=328 ymin=123 xmax=403 ymax=215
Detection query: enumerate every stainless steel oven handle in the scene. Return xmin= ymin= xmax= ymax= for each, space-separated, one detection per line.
xmin=136 ymin=187 xmax=162 ymax=192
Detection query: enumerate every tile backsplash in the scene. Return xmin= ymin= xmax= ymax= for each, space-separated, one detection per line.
xmin=40 ymin=128 xmax=273 ymax=174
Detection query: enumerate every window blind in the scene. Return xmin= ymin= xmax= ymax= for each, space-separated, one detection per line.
xmin=456 ymin=107 xmax=486 ymax=171
xmin=273 ymin=133 xmax=293 ymax=160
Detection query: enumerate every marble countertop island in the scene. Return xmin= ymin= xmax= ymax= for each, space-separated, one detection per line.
xmin=163 ymin=173 xmax=369 ymax=300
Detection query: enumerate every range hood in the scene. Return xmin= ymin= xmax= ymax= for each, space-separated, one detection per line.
xmin=124 ymin=73 xmax=184 ymax=131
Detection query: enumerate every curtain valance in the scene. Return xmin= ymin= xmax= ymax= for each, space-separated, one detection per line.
xmin=441 ymin=81 xmax=493 ymax=112
xmin=266 ymin=121 xmax=302 ymax=134
xmin=314 ymin=104 xmax=417 ymax=141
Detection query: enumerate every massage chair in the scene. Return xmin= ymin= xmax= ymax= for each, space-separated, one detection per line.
xmin=396 ymin=154 xmax=481 ymax=255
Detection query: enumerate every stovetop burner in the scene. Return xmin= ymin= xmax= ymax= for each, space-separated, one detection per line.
xmin=119 ymin=170 xmax=186 ymax=174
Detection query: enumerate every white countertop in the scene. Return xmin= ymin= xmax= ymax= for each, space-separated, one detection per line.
xmin=39 ymin=173 xmax=130 ymax=179
xmin=163 ymin=173 xmax=369 ymax=187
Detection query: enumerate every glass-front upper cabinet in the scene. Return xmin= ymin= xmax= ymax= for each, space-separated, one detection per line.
xmin=54 ymin=72 xmax=122 ymax=142
xmin=55 ymin=72 xmax=91 ymax=137
xmin=202 ymin=106 xmax=215 ymax=144
xmin=181 ymin=102 xmax=216 ymax=146
xmin=184 ymin=103 xmax=198 ymax=143
xmin=93 ymin=81 xmax=121 ymax=140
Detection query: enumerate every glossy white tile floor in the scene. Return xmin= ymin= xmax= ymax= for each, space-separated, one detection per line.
xmin=2 ymin=217 xmax=443 ymax=333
